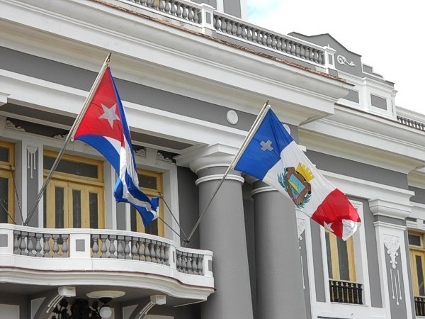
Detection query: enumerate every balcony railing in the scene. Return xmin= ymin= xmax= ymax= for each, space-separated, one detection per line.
xmin=397 ymin=115 xmax=425 ymax=132
xmin=118 ymin=0 xmax=335 ymax=69
xmin=415 ymin=296 xmax=425 ymax=316
xmin=329 ymin=280 xmax=363 ymax=304
xmin=0 ymin=223 xmax=214 ymax=295
xmin=212 ymin=12 xmax=327 ymax=66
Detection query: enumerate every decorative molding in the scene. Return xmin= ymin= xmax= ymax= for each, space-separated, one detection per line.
xmin=156 ymin=151 xmax=174 ymax=163
xmin=297 ymin=217 xmax=306 ymax=289
xmin=383 ymin=235 xmax=400 ymax=269
xmin=134 ymin=148 xmax=147 ymax=158
xmin=5 ymin=120 xmax=25 ymax=132
xmin=27 ymin=146 xmax=38 ymax=179
xmin=195 ymin=174 xmax=244 ymax=185
xmin=337 ymin=54 xmax=356 ymax=67
xmin=297 ymin=218 xmax=306 ymax=241
xmin=383 ymin=234 xmax=403 ymax=306
xmin=251 ymin=185 xmax=276 ymax=196
xmin=226 ymin=110 xmax=238 ymax=125
xmin=53 ymin=134 xmax=67 ymax=140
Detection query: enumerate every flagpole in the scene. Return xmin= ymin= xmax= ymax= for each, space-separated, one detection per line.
xmin=184 ymin=101 xmax=271 ymax=244
xmin=24 ymin=53 xmax=111 ymax=226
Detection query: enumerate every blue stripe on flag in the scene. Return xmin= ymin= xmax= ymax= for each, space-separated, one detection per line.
xmin=76 ymin=135 xmax=120 ymax=172
xmin=235 ymin=109 xmax=293 ymax=180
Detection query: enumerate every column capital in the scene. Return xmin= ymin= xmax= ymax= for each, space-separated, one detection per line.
xmin=175 ymin=144 xmax=238 ymax=174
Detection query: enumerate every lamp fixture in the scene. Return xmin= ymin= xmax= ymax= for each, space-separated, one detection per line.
xmin=98 ymin=297 xmax=113 ymax=319
xmin=51 ymin=290 xmax=125 ymax=319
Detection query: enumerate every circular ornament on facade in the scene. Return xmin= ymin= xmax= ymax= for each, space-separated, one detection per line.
xmin=227 ymin=110 xmax=238 ymax=125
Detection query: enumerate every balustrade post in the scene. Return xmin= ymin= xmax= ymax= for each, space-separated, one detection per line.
xmin=139 ymin=237 xmax=145 ymax=261
xmin=35 ymin=233 xmax=43 ymax=257
xmin=92 ymin=234 xmax=100 ymax=258
xmin=117 ymin=235 xmax=125 ymax=259
xmin=27 ymin=232 xmax=35 ymax=256
xmin=124 ymin=236 xmax=132 ymax=259
xmin=43 ymin=234 xmax=52 ymax=257
xmin=324 ymin=45 xmax=336 ymax=73
xmin=164 ymin=243 xmax=170 ymax=266
xmin=131 ymin=237 xmax=139 ymax=260
xmin=108 ymin=235 xmax=117 ymax=258
xmin=13 ymin=230 xmax=21 ymax=254
xmin=52 ymin=234 xmax=60 ymax=257
xmin=150 ymin=240 xmax=157 ymax=263
xmin=100 ymin=234 xmax=108 ymax=258
xmin=145 ymin=239 xmax=151 ymax=262
xmin=61 ymin=234 xmax=69 ymax=257
xmin=199 ymin=4 xmax=214 ymax=35
xmin=19 ymin=231 xmax=28 ymax=255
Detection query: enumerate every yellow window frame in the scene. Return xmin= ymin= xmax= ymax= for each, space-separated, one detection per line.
xmin=132 ymin=169 xmax=164 ymax=237
xmin=43 ymin=151 xmax=104 ymax=229
xmin=0 ymin=140 xmax=15 ymax=223
xmin=326 ymin=230 xmax=356 ymax=282
xmin=409 ymin=231 xmax=425 ymax=297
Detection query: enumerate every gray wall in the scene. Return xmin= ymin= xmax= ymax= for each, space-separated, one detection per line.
xmin=1 ymin=293 xmax=29 ymax=319
xmin=384 ymin=244 xmax=407 ymax=318
xmin=409 ymin=185 xmax=425 ymax=204
xmin=177 ymin=166 xmax=200 ymax=248
xmin=0 ymin=47 xmax=256 ymax=133
xmin=242 ymin=182 xmax=257 ymax=316
xmin=306 ymin=150 xmax=408 ymax=190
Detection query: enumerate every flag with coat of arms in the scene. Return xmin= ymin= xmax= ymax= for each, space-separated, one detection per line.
xmin=233 ymin=105 xmax=361 ymax=240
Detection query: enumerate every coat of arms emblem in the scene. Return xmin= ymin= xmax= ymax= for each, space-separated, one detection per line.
xmin=278 ymin=163 xmax=314 ymax=208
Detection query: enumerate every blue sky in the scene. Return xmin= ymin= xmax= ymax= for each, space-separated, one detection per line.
xmin=246 ymin=0 xmax=425 ymax=115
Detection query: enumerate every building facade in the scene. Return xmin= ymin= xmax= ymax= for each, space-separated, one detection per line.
xmin=0 ymin=0 xmax=425 ymax=318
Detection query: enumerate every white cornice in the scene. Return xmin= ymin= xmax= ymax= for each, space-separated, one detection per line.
xmin=409 ymin=202 xmax=425 ymax=221
xmin=0 ymin=266 xmax=214 ymax=302
xmin=300 ymin=106 xmax=425 ymax=173
xmin=0 ymin=69 xmax=249 ymax=153
xmin=369 ymin=199 xmax=412 ymax=220
xmin=0 ymin=0 xmax=351 ymax=126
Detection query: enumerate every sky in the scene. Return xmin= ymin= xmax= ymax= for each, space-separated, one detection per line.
xmin=246 ymin=0 xmax=425 ymax=115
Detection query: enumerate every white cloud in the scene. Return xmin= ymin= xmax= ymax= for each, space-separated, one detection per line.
xmin=247 ymin=0 xmax=425 ymax=114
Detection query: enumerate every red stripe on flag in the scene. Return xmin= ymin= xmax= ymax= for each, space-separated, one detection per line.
xmin=311 ymin=188 xmax=361 ymax=239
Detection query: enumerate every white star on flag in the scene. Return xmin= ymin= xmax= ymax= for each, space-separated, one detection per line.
xmin=324 ymin=222 xmax=334 ymax=232
xmin=342 ymin=219 xmax=356 ymax=238
xmin=99 ymin=103 xmax=120 ymax=127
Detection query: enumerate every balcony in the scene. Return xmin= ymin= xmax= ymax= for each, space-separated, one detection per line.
xmin=329 ymin=279 xmax=363 ymax=305
xmin=111 ymin=0 xmax=336 ymax=71
xmin=0 ymin=223 xmax=214 ymax=306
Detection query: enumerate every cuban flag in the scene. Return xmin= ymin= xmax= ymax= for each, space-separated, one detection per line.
xmin=234 ymin=106 xmax=360 ymax=240
xmin=72 ymin=67 xmax=158 ymax=226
